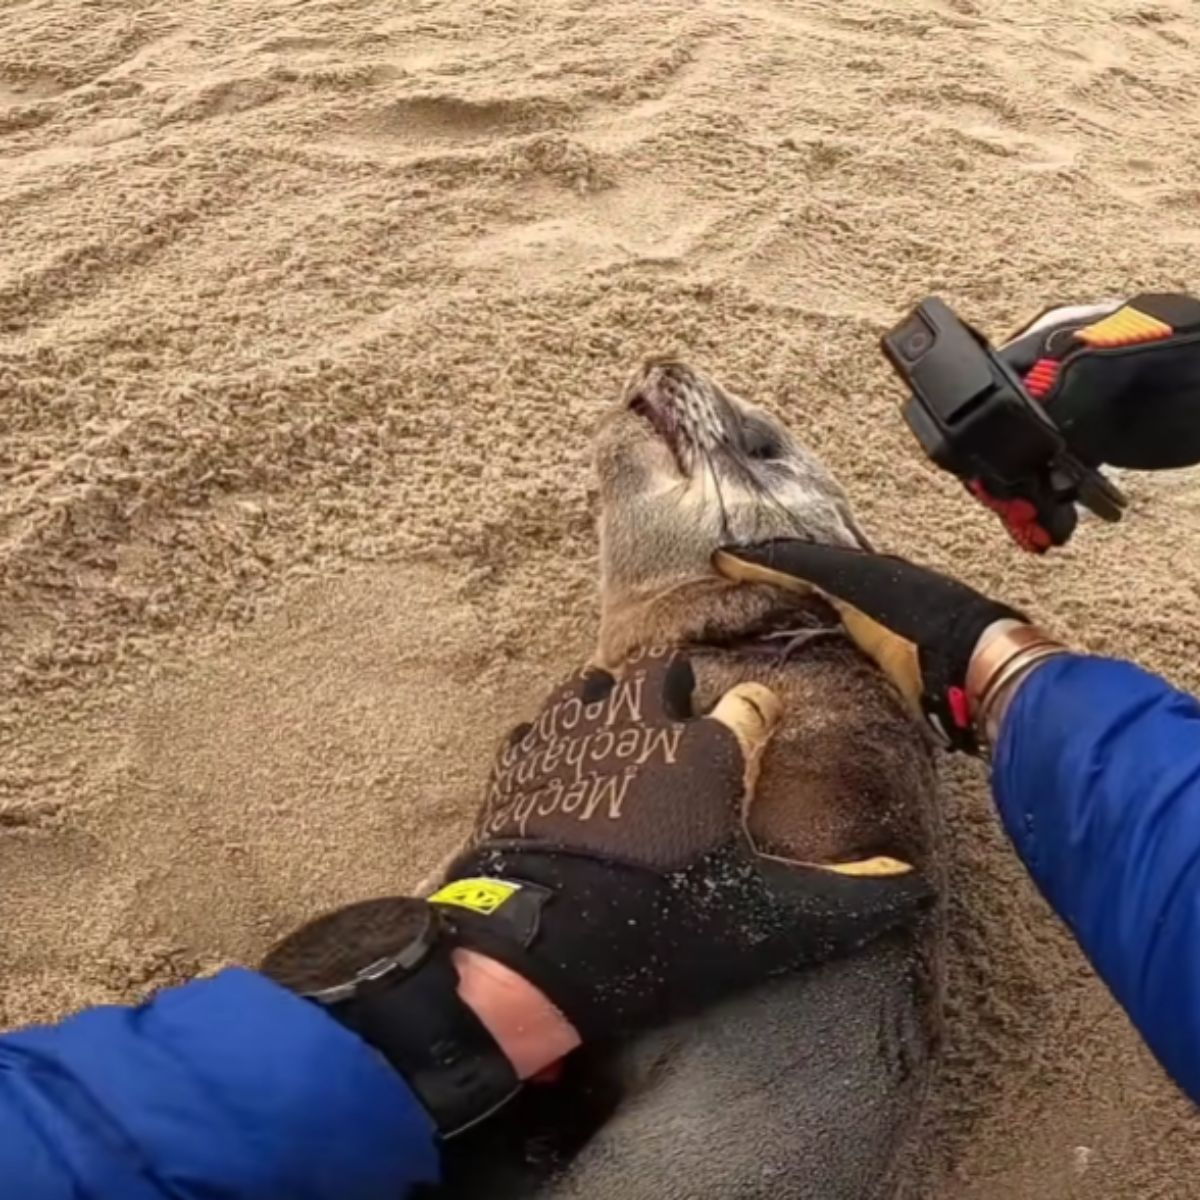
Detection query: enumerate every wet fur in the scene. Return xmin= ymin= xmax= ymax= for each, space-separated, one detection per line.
xmin=581 ymin=362 xmax=943 ymax=1199
xmin=598 ymin=577 xmax=933 ymax=867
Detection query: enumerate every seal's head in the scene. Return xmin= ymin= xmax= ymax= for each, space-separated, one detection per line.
xmin=594 ymin=357 xmax=869 ymax=655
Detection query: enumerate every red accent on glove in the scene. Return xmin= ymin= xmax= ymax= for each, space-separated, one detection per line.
xmin=969 ymin=480 xmax=1053 ymax=554
xmin=947 ymin=686 xmax=971 ymax=731
xmin=1022 ymin=357 xmax=1061 ymax=400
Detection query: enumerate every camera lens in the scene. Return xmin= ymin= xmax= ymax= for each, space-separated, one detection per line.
xmin=904 ymin=329 xmax=931 ymax=358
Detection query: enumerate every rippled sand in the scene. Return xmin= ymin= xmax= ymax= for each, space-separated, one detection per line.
xmin=3 ymin=0 xmax=1200 ymax=1194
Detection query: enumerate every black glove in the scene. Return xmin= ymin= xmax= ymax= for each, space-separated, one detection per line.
xmin=977 ymin=293 xmax=1200 ymax=549
xmin=1001 ymin=293 xmax=1200 ymax=469
xmin=433 ymin=647 xmax=930 ymax=1042
xmin=716 ymin=541 xmax=1023 ymax=752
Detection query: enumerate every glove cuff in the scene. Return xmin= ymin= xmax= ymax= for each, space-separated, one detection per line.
xmin=259 ymin=897 xmax=523 ymax=1138
xmin=335 ymin=942 xmax=523 ymax=1137
xmin=919 ymin=597 xmax=1025 ymax=751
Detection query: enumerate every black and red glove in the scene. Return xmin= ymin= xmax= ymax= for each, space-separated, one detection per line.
xmin=717 ymin=541 xmax=1025 ymax=752
xmin=977 ymin=293 xmax=1200 ymax=550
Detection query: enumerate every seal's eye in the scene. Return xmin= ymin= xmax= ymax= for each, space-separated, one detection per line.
xmin=744 ymin=425 xmax=781 ymax=462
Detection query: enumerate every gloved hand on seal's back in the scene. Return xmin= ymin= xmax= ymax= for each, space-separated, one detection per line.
xmin=438 ymin=647 xmax=930 ymax=1043
xmin=974 ymin=293 xmax=1200 ymax=549
xmin=261 ymin=649 xmax=930 ymax=1142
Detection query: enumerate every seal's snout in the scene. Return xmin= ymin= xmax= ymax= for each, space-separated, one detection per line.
xmin=624 ymin=358 xmax=699 ymax=410
xmin=622 ymin=358 xmax=734 ymax=474
xmin=627 ymin=386 xmax=675 ymax=439
xmin=626 ymin=390 xmax=655 ymax=426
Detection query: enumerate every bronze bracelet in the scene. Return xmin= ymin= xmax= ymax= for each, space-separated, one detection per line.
xmin=966 ymin=624 xmax=1069 ymax=747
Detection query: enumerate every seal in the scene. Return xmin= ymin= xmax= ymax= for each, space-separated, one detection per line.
xmin=441 ymin=359 xmax=941 ymax=1200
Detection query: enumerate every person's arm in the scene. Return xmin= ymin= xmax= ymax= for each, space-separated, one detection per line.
xmin=0 ymin=652 xmax=928 ymax=1199
xmin=0 ymin=957 xmax=577 ymax=1200
xmin=0 ymin=967 xmax=438 ymax=1200
xmin=992 ymin=653 xmax=1200 ymax=1102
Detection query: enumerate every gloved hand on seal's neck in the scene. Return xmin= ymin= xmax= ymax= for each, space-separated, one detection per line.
xmin=978 ymin=293 xmax=1200 ymax=550
xmin=717 ymin=541 xmax=1068 ymax=754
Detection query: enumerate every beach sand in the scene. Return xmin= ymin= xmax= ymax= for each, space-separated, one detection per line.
xmin=3 ymin=0 xmax=1200 ymax=1194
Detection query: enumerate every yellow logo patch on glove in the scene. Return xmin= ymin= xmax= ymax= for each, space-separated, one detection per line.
xmin=430 ymin=877 xmax=522 ymax=916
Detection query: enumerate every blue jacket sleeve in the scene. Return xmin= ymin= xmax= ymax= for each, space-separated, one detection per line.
xmin=0 ymin=967 xmax=439 ymax=1200
xmin=993 ymin=653 xmax=1200 ymax=1102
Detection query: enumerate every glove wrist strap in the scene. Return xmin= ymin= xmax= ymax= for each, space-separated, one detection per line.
xmin=332 ymin=942 xmax=522 ymax=1138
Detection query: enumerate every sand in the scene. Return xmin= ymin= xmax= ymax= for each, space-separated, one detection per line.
xmin=3 ymin=0 xmax=1200 ymax=1193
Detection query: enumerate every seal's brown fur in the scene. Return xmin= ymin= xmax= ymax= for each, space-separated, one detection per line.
xmin=600 ymin=579 xmax=933 ymax=866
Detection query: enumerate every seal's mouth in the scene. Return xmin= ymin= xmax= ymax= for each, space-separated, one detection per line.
xmin=627 ymin=390 xmax=686 ymax=471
